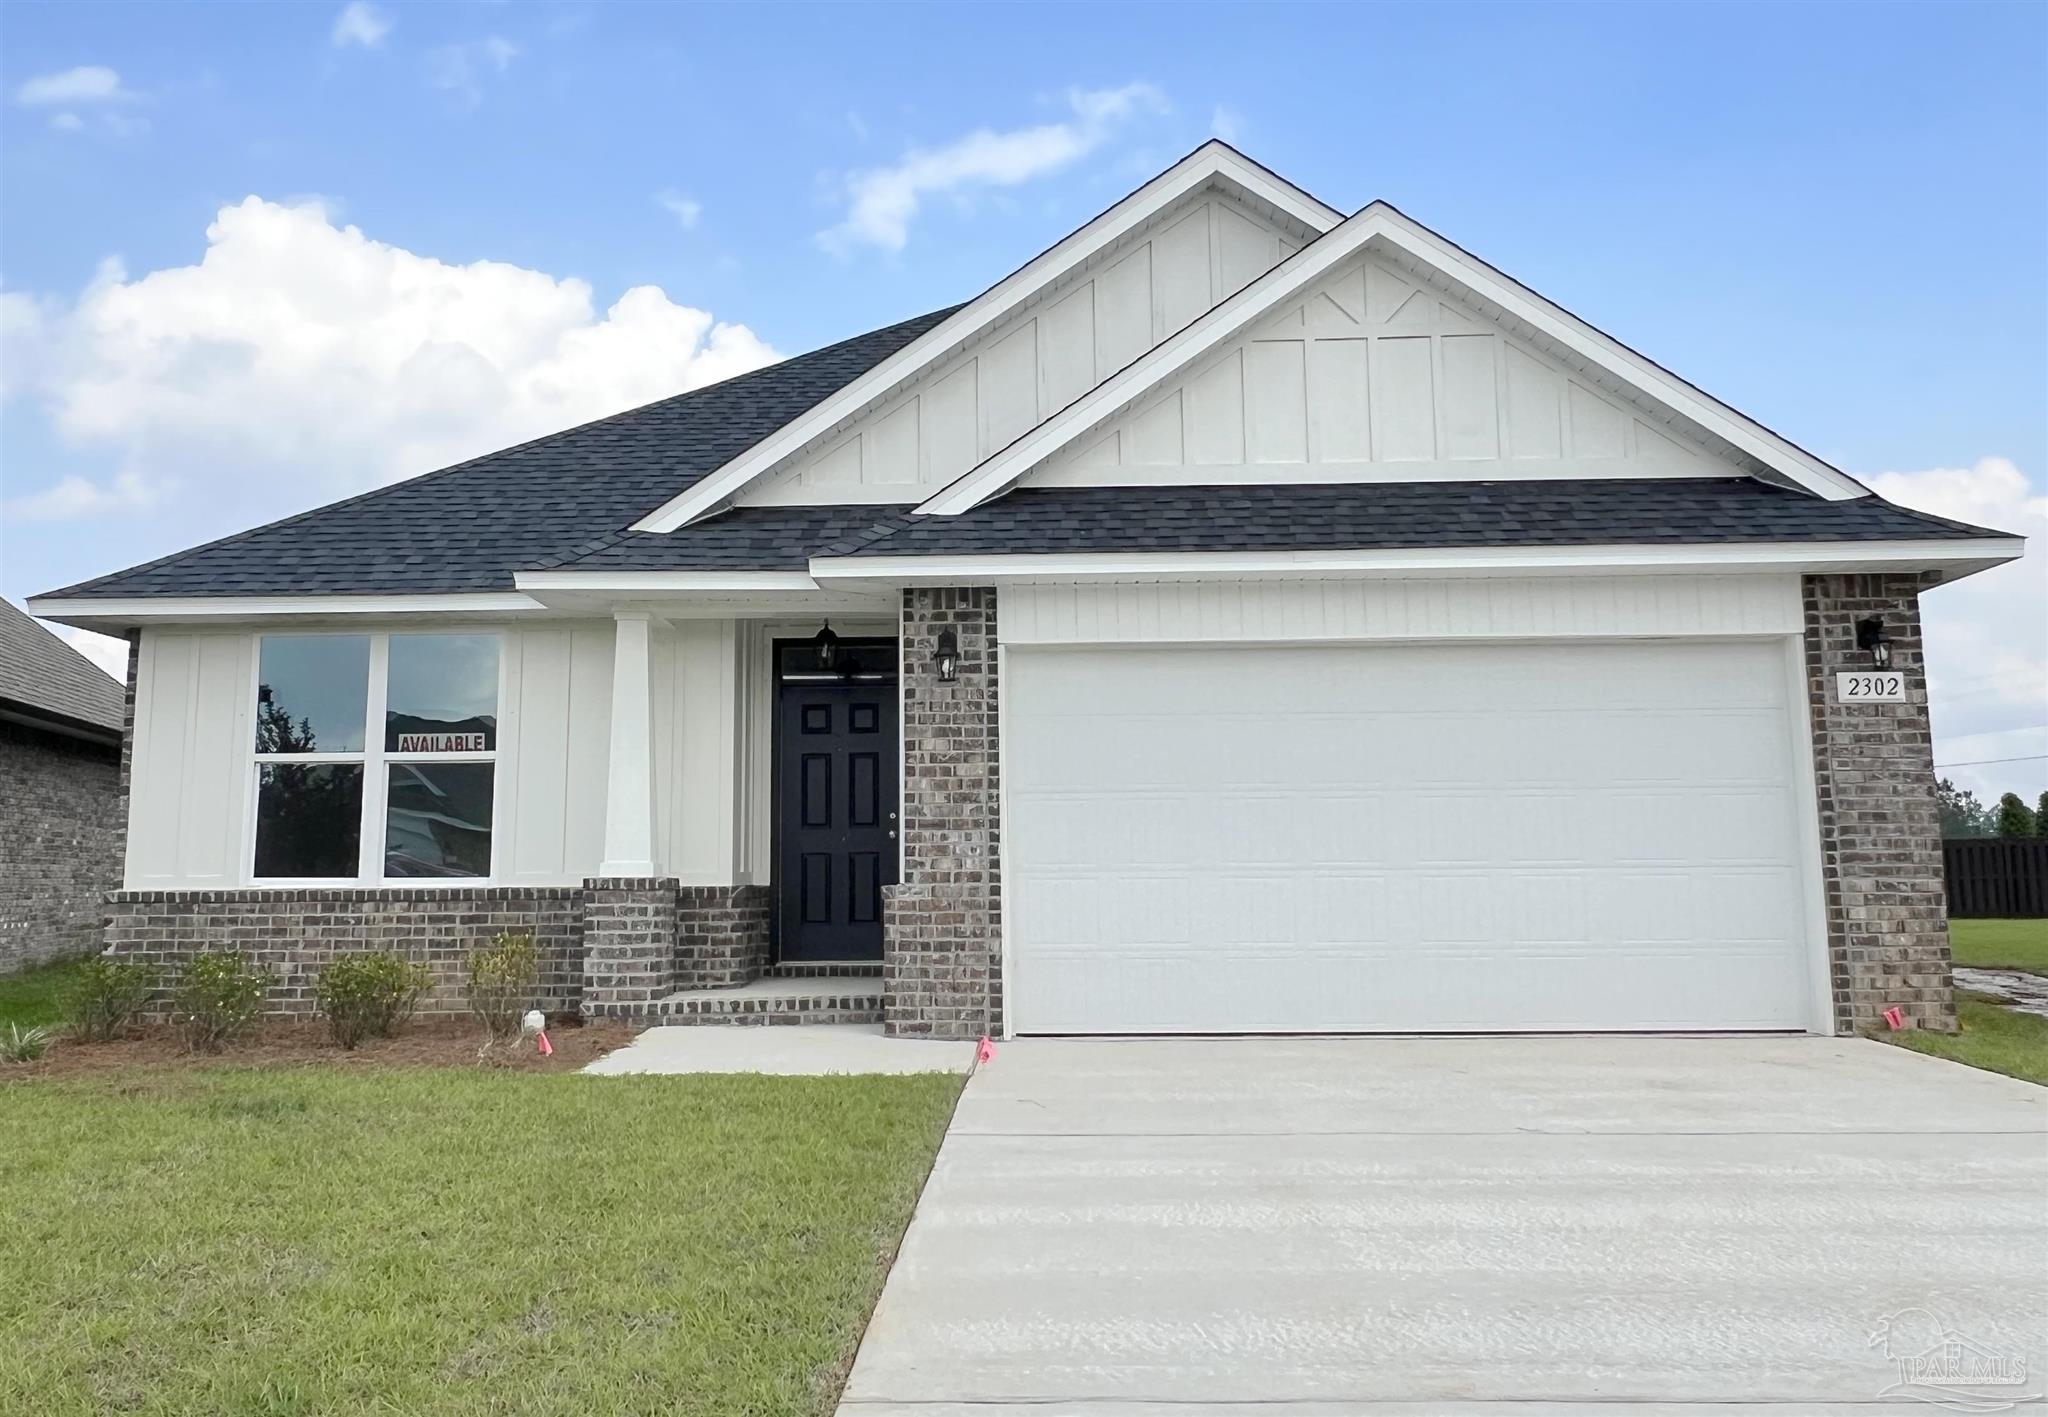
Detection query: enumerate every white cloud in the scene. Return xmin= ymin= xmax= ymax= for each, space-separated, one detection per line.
xmin=44 ymin=620 xmax=129 ymax=682
xmin=331 ymin=2 xmax=393 ymax=49
xmin=1210 ymin=105 xmax=1243 ymax=143
xmin=819 ymin=82 xmax=1169 ymax=254
xmin=48 ymin=111 xmax=85 ymax=132
xmin=428 ymin=36 xmax=517 ymax=108
xmin=1 ymin=196 xmax=780 ymax=524
xmin=15 ymin=65 xmax=135 ymax=107
xmin=656 ymin=192 xmax=702 ymax=230
xmin=1867 ymin=456 xmax=2047 ymax=803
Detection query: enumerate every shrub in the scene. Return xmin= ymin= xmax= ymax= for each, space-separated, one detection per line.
xmin=466 ymin=930 xmax=539 ymax=1041
xmin=316 ymin=952 xmax=433 ymax=1049
xmin=173 ymin=951 xmax=273 ymax=1053
xmin=0 ymin=1023 xmax=55 ymax=1064
xmin=63 ymin=957 xmax=157 ymax=1042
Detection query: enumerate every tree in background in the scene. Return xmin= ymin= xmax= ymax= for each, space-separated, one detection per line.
xmin=1937 ymin=779 xmax=1993 ymax=839
xmin=2039 ymin=790 xmax=2048 ymax=836
xmin=1994 ymin=792 xmax=2037 ymax=838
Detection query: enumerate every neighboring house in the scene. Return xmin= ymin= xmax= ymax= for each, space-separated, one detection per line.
xmin=28 ymin=143 xmax=2025 ymax=1037
xmin=0 ymin=599 xmax=125 ymax=973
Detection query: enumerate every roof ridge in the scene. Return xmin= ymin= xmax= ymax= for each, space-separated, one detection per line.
xmin=42 ymin=305 xmax=963 ymax=600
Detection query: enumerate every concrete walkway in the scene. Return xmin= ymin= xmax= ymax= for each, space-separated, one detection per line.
xmin=582 ymin=1023 xmax=974 ymax=1076
xmin=838 ymin=1036 xmax=2048 ymax=1414
xmin=1957 ymin=965 xmax=2048 ymax=1019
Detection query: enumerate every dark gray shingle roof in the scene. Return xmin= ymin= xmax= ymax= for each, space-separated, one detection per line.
xmin=43 ymin=307 xmax=958 ymax=600
xmin=0 ymin=600 xmax=125 ymax=736
xmin=541 ymin=478 xmax=2001 ymax=570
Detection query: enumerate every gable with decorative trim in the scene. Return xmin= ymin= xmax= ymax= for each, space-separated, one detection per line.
xmin=738 ymin=188 xmax=1313 ymax=506
xmin=1024 ymin=246 xmax=1730 ymax=489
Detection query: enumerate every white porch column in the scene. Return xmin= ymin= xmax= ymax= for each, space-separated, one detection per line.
xmin=599 ymin=610 xmax=658 ymax=876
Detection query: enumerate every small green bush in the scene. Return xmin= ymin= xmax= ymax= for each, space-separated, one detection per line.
xmin=0 ymin=1022 xmax=55 ymax=1064
xmin=466 ymin=930 xmax=539 ymax=1041
xmin=64 ymin=957 xmax=157 ymax=1042
xmin=316 ymin=952 xmax=433 ymax=1049
xmin=173 ymin=951 xmax=273 ymax=1053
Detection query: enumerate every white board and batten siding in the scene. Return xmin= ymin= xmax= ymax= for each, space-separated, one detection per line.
xmin=125 ymin=621 xmax=766 ymax=891
xmin=738 ymin=189 xmax=1307 ymax=506
xmin=1000 ymin=575 xmax=1805 ymax=647
xmin=1026 ymin=250 xmax=1732 ymax=489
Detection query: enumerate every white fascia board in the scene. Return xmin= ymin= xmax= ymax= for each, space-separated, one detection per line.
xmin=917 ymin=203 xmax=1871 ymax=516
xmin=513 ymin=570 xmax=822 ymax=593
xmin=628 ymin=142 xmax=1343 ymax=535
xmin=810 ymin=537 xmax=2025 ymax=583
xmin=27 ymin=591 xmax=547 ymax=631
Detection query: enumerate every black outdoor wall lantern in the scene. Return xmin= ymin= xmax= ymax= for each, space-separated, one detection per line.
xmin=813 ymin=620 xmax=839 ymax=670
xmin=1855 ymin=616 xmax=1892 ymax=670
xmin=933 ymin=628 xmax=960 ymax=683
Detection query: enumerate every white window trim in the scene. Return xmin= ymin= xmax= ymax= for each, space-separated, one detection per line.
xmin=246 ymin=629 xmax=506 ymax=888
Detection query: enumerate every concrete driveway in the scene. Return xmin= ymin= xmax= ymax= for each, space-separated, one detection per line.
xmin=839 ymin=1037 xmax=2048 ymax=1415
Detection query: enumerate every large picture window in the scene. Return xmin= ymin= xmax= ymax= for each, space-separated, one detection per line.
xmin=251 ymin=632 xmax=500 ymax=883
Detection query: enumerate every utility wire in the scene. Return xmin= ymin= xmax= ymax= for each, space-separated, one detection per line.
xmin=1933 ymin=753 xmax=2048 ymax=768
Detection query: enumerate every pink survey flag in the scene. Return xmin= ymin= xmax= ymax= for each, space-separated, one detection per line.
xmin=976 ymin=1035 xmax=995 ymax=1064
xmin=1882 ymin=1006 xmax=1905 ymax=1031
xmin=537 ymin=1030 xmax=554 ymax=1057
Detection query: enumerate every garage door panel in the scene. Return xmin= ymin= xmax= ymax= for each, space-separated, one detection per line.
xmin=1006 ymin=641 xmax=1814 ymax=1033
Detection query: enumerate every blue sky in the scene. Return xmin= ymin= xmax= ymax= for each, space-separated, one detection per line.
xmin=1 ymin=0 xmax=2043 ymax=800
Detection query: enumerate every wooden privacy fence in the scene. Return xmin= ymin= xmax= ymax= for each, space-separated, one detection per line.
xmin=1944 ymin=838 xmax=2048 ymax=918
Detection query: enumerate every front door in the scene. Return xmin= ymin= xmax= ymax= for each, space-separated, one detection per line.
xmin=774 ymin=639 xmax=899 ymax=961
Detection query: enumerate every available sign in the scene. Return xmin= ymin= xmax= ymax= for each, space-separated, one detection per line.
xmin=1836 ymin=671 xmax=1908 ymax=703
xmin=395 ymin=732 xmax=490 ymax=753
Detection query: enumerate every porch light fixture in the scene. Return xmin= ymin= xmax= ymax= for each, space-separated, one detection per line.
xmin=813 ymin=620 xmax=839 ymax=671
xmin=933 ymin=628 xmax=960 ymax=683
xmin=1855 ymin=616 xmax=1892 ymax=670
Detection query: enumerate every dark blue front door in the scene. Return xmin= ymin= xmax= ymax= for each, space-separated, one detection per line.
xmin=775 ymin=641 xmax=898 ymax=961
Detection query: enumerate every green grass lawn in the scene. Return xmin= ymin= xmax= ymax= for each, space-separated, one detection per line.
xmin=1948 ymin=916 xmax=2048 ymax=976
xmin=1883 ymin=991 xmax=2048 ymax=1087
xmin=0 ymin=956 xmax=90 ymax=1030
xmin=0 ymin=1067 xmax=962 ymax=1416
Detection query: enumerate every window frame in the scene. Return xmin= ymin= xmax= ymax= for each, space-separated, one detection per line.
xmin=245 ymin=629 xmax=505 ymax=887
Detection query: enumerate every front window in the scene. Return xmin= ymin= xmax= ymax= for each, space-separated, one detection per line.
xmin=251 ymin=632 xmax=500 ymax=882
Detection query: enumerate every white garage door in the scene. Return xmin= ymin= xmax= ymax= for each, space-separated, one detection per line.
xmin=1005 ymin=640 xmax=1816 ymax=1033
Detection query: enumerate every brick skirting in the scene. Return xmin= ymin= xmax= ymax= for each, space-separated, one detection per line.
xmin=675 ymin=884 xmax=772 ymax=989
xmin=2 ymin=720 xmax=121 ymax=973
xmin=103 ymin=886 xmax=584 ymax=1018
xmin=1803 ymin=573 xmax=1957 ymax=1034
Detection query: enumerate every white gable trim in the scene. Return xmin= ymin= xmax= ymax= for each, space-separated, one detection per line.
xmin=916 ymin=204 xmax=1871 ymax=515
xmin=629 ymin=143 xmax=1343 ymax=534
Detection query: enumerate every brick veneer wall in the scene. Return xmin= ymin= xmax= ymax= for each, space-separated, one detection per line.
xmin=1803 ymin=572 xmax=1956 ymax=1033
xmin=675 ymin=884 xmax=771 ymax=989
xmin=102 ymin=886 xmax=584 ymax=1018
xmin=582 ymin=878 xmax=679 ymax=1017
xmin=0 ymin=720 xmax=122 ymax=973
xmin=883 ymin=587 xmax=1002 ymax=1039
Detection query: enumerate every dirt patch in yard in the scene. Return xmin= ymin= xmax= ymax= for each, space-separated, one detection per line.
xmin=4 ymin=1015 xmax=639 ymax=1079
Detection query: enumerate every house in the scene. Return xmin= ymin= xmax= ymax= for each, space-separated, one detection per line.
xmin=0 ymin=599 xmax=125 ymax=974
xmin=27 ymin=143 xmax=2024 ymax=1037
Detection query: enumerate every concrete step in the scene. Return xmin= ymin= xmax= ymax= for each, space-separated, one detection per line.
xmin=644 ymin=975 xmax=883 ymax=1026
xmin=763 ymin=961 xmax=883 ymax=979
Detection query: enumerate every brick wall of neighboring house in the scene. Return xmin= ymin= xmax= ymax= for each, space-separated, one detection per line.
xmin=0 ymin=720 xmax=122 ymax=973
xmin=101 ymin=887 xmax=585 ymax=1017
xmin=674 ymin=884 xmax=772 ymax=989
xmin=1803 ymin=572 xmax=1956 ymax=1034
xmin=883 ymin=586 xmax=1002 ymax=1040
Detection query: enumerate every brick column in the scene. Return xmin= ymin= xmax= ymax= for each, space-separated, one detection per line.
xmin=884 ymin=587 xmax=1001 ymax=1039
xmin=582 ymin=877 xmax=679 ymax=1017
xmin=1803 ymin=573 xmax=1955 ymax=1034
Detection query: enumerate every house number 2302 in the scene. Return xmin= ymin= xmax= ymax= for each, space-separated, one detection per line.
xmin=1837 ymin=671 xmax=1907 ymax=702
